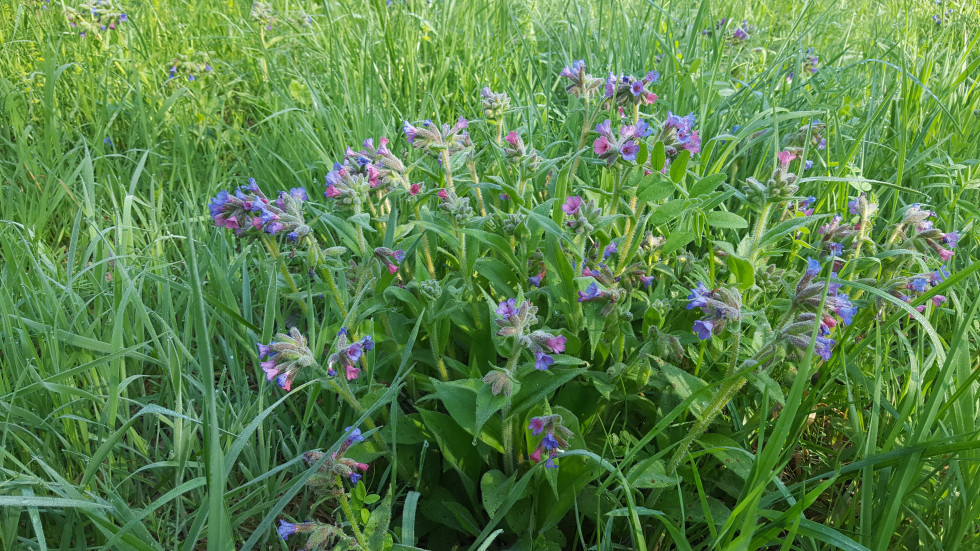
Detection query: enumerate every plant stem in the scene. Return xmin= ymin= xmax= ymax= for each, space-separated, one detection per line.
xmin=467 ymin=161 xmax=487 ymax=216
xmin=501 ymin=338 xmax=523 ymax=474
xmin=352 ymin=202 xmax=368 ymax=256
xmin=441 ymin=150 xmax=455 ymax=193
xmin=616 ymin=197 xmax=641 ymax=276
xmin=413 ymin=205 xmax=437 ymax=278
xmin=335 ymin=475 xmax=369 ymax=549
xmin=749 ymin=202 xmax=773 ymax=262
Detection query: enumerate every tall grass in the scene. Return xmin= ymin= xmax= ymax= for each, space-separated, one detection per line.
xmin=1 ymin=0 xmax=978 ymax=548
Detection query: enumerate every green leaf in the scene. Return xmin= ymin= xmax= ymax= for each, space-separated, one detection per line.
xmin=650 ymin=141 xmax=666 ymax=175
xmin=480 ymin=470 xmax=513 ymax=518
xmin=689 ymin=173 xmax=726 ymax=197
xmin=626 ymin=457 xmax=680 ymax=488
xmin=670 ymin=150 xmax=691 ymax=183
xmin=365 ymin=488 xmax=394 ymax=551
xmin=725 ymin=254 xmax=756 ymax=291
xmin=636 ymin=173 xmax=674 ymax=203
xmin=706 ymin=210 xmax=748 ymax=229
xmin=758 ymin=214 xmax=830 ymax=250
xmin=648 ymin=199 xmax=687 ymax=225
xmin=474 ymin=383 xmax=510 ymax=439
xmin=661 ymin=230 xmax=695 ymax=255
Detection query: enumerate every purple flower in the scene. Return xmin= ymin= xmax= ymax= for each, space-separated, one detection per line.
xmin=119 ymin=13 xmax=127 ymax=22
xmin=830 ymin=294 xmax=857 ymax=325
xmin=392 ymin=250 xmax=406 ymax=262
xmin=561 ymin=196 xmax=583 ymax=215
xmin=496 ymin=298 xmax=518 ymax=318
xmin=815 ymin=336 xmax=835 ymax=361
xmin=541 ymin=433 xmax=561 ymax=450
xmin=635 ymin=119 xmax=653 ymax=138
xmin=828 ymin=242 xmax=843 ymax=256
xmin=686 ymin=282 xmax=710 ymax=310
xmin=603 ymin=242 xmax=618 ymax=258
xmin=643 ymin=70 xmax=660 ymax=84
xmin=619 ymin=140 xmax=639 ymax=162
xmin=930 ymin=267 xmax=950 ymax=285
xmin=529 ymin=272 xmax=544 ymax=287
xmin=942 ymin=231 xmax=959 ymax=248
xmin=640 ymin=275 xmax=654 ymax=288
xmin=345 ymin=426 xmax=364 ymax=446
xmin=528 ymin=417 xmax=546 ymax=435
xmin=346 ymin=343 xmax=363 ymax=363
xmin=257 ymin=342 xmax=275 ymax=359
xmin=848 ymin=198 xmax=860 ymax=215
xmin=402 ymin=121 xmax=417 ymax=143
xmin=277 ymin=520 xmax=297 ymax=541
xmin=804 ymin=160 xmax=813 ymax=171
xmin=692 ymin=319 xmax=714 ymax=340
xmin=595 ymin=119 xmax=612 ymax=137
xmin=932 ymin=295 xmax=946 ymax=307
xmin=908 ymin=278 xmax=928 ymax=292
xmin=806 ymin=258 xmax=821 ymax=277
xmin=630 ymin=81 xmax=645 ymax=96
xmin=578 ymin=282 xmax=603 ymax=302
xmin=534 ymin=350 xmax=554 ymax=370
xmin=360 ymin=335 xmax=375 ymax=352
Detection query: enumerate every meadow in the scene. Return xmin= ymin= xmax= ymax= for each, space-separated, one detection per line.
xmin=1 ymin=0 xmax=979 ymax=549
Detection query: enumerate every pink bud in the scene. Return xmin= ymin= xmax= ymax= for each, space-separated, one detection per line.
xmin=643 ymin=92 xmax=657 ymax=104
xmin=438 ymin=189 xmax=448 ymax=200
xmin=387 ymin=263 xmax=398 ymax=274
xmin=938 ymin=248 xmax=954 ymax=261
xmin=529 ymin=447 xmax=542 ymax=463
xmin=504 ymin=131 xmax=520 ymax=147
xmin=345 ymin=365 xmax=360 ymax=380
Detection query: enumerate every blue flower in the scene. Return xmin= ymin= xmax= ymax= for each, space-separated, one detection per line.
xmin=692 ymin=319 xmax=714 ymax=340
xmin=345 ymin=426 xmax=364 ymax=446
xmin=277 ymin=520 xmax=297 ymax=541
xmin=686 ymin=282 xmax=710 ymax=310
xmin=577 ymin=282 xmax=603 ymax=302
xmin=908 ymin=277 xmax=928 ymax=292
xmin=534 ymin=350 xmax=554 ymax=371
xmin=806 ymin=258 xmax=821 ymax=277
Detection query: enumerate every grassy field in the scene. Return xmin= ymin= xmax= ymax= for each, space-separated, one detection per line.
xmin=1 ymin=0 xmax=979 ymax=549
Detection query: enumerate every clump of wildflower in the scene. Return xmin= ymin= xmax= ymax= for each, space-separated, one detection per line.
xmin=501 ymin=131 xmax=544 ymax=170
xmin=560 ymin=60 xmax=604 ymax=98
xmin=344 ymin=137 xmax=410 ymax=190
xmin=655 ymin=112 xmax=701 ymax=161
xmin=729 ymin=20 xmax=755 ymax=44
xmin=208 ymin=180 xmax=311 ymax=241
xmin=744 ymin=150 xmax=800 ymax=204
xmin=593 ymin=118 xmax=653 ymax=165
xmin=480 ymin=87 xmax=510 ymax=121
xmin=686 ymin=283 xmax=742 ymax=340
xmin=257 ymin=328 xmax=316 ymax=392
xmin=374 ymin=247 xmax=406 ymax=274
xmin=326 ymin=328 xmax=375 ymax=381
xmin=784 ymin=121 xmax=827 ymax=153
xmin=527 ymin=415 xmax=573 ymax=468
xmin=561 ymin=195 xmax=602 ymax=234
xmin=804 ymin=47 xmax=820 ymax=74
xmin=403 ymin=117 xmax=473 ymax=159
xmin=782 ymin=258 xmax=858 ymax=360
xmin=324 ymin=162 xmax=372 ymax=206
xmin=64 ymin=1 xmax=127 ymax=37
xmin=276 ymin=520 xmax=352 ymax=549
xmin=167 ymin=52 xmax=214 ymax=81
xmin=603 ymin=71 xmax=659 ymax=108
xmin=302 ymin=426 xmax=370 ymax=488
xmin=484 ymin=299 xmax=566 ymax=395
xmin=438 ymin=189 xmax=475 ymax=223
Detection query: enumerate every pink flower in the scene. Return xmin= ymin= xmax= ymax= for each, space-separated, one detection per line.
xmin=777 ymin=150 xmax=796 ymax=167
xmin=505 ymin=131 xmax=520 ymax=147
xmin=354 ymin=462 xmax=370 ymax=471
xmin=938 ymin=248 xmax=954 ymax=261
xmin=561 ymin=196 xmax=582 ymax=215
xmin=593 ymin=136 xmax=611 ymax=155
xmin=528 ymin=417 xmax=546 ymax=435
xmin=438 ymin=189 xmax=448 ymax=200
xmin=643 ymin=92 xmax=657 ymax=104
xmin=345 ymin=365 xmax=360 ymax=380
xmin=546 ymin=335 xmax=566 ymax=353
xmin=529 ymin=447 xmax=542 ymax=463
xmin=932 ymin=295 xmax=946 ymax=306
xmin=325 ymin=184 xmax=340 ymax=198
xmin=387 ymin=263 xmax=399 ymax=274
xmin=409 ymin=183 xmax=421 ymax=195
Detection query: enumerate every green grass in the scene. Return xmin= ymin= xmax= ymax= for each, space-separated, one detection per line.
xmin=1 ymin=0 xmax=979 ymax=549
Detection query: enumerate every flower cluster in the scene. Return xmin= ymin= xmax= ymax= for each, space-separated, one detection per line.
xmin=686 ymin=283 xmax=743 ymax=340
xmin=901 ymin=205 xmax=957 ymax=261
xmin=168 ymin=53 xmax=214 ymax=81
xmin=326 ymin=328 xmax=374 ymax=380
xmin=729 ymin=20 xmax=755 ymax=44
xmin=251 ymin=1 xmax=312 ymax=30
xmin=781 ymin=258 xmax=858 ymax=360
xmin=301 ymin=426 xmax=370 ymax=485
xmin=483 ymin=299 xmax=566 ymax=395
xmin=603 ymin=71 xmax=659 ymax=108
xmin=373 ymin=247 xmax=406 ymax=274
xmin=501 ymin=131 xmax=543 ymax=169
xmin=744 ymin=150 xmax=800 ymax=204
xmin=403 ymin=117 xmax=473 ymax=160
xmin=480 ymin=87 xmax=510 ymax=121
xmin=559 ymin=60 xmax=605 ymax=99
xmin=64 ymin=1 xmax=127 ymax=37
xmin=527 ymin=415 xmax=573 ymax=468
xmin=209 ymin=180 xmax=311 ymax=241
xmin=593 ymin=118 xmax=653 ymax=165
xmin=257 ymin=328 xmax=316 ymax=391
xmin=343 ymin=137 xmax=410 ymax=190
xmin=656 ymin=112 xmax=702 ymax=160
xmin=276 ymin=521 xmax=351 ymax=550
xmin=561 ymin=195 xmax=602 ymax=234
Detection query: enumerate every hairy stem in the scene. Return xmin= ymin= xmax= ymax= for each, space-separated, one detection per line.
xmin=335 ymin=475 xmax=369 ymax=549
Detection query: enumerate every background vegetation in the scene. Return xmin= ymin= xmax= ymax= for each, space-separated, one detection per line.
xmin=1 ymin=0 xmax=979 ymax=549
